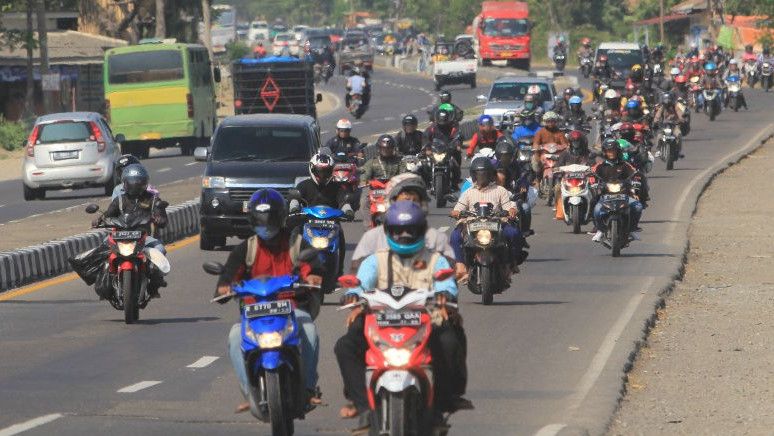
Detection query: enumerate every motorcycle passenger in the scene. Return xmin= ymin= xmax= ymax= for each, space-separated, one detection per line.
xmin=554 ymin=88 xmax=575 ymax=118
xmin=531 ymin=111 xmax=569 ymax=176
xmin=511 ymin=106 xmax=542 ymax=142
xmin=102 ymin=164 xmax=168 ymax=296
xmin=345 ymin=66 xmax=367 ymax=109
xmin=466 ymin=114 xmax=502 ymax=158
xmin=591 ymin=141 xmax=644 ymax=243
xmin=336 ymin=200 xmax=470 ymax=429
xmin=450 ymin=157 xmax=526 ymax=276
xmin=577 ymin=37 xmax=592 ymax=62
xmin=652 ymin=43 xmax=665 ymax=65
xmin=553 ymin=36 xmax=567 ymax=58
xmin=291 ymin=152 xmax=357 ymax=216
xmin=325 ymin=119 xmax=362 ymax=159
xmin=111 ymin=154 xmax=155 ymax=199
xmin=496 ymin=137 xmax=533 ymax=228
xmin=395 ymin=114 xmax=425 ymax=156
xmin=215 ymin=189 xmax=324 ymax=413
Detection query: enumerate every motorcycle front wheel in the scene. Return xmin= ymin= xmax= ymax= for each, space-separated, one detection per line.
xmin=479 ymin=265 xmax=494 ymax=305
xmin=434 ymin=173 xmax=447 ymax=208
xmin=610 ymin=220 xmax=622 ymax=257
xmin=666 ymin=142 xmax=675 ymax=170
xmin=121 ymin=270 xmax=139 ymax=324
xmin=571 ymin=204 xmax=582 ymax=234
xmin=266 ymin=369 xmax=293 ymax=436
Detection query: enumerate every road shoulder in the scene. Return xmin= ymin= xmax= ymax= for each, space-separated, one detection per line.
xmin=609 ymin=135 xmax=774 ymax=434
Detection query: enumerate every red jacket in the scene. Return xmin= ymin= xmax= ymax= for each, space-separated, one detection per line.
xmin=466 ymin=130 xmax=502 ymax=157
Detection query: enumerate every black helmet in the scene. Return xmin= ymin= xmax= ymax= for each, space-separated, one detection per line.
xmin=377 ymin=134 xmax=396 ymax=158
xmin=121 ymin=164 xmax=149 ymax=198
xmin=247 ymin=189 xmax=287 ymax=238
xmin=402 ymin=114 xmax=418 ymax=126
xmin=439 ymin=90 xmax=452 ymax=104
xmin=115 ymin=154 xmax=141 ymax=180
xmin=470 ymin=156 xmax=496 ymax=185
xmin=563 ymin=87 xmax=574 ymax=98
xmin=436 ymin=109 xmax=451 ymax=126
xmin=661 ymin=91 xmax=674 ymax=106
xmin=495 ymin=137 xmax=515 ymax=157
xmin=602 ymin=138 xmax=621 ymax=156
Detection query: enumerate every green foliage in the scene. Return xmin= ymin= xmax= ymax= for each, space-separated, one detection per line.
xmin=0 ymin=120 xmax=29 ymax=152
xmin=225 ymin=40 xmax=250 ymax=60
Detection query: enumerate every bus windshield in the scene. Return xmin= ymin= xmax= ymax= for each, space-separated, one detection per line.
xmin=482 ymin=18 xmax=529 ymax=37
xmin=108 ymin=50 xmax=184 ymax=84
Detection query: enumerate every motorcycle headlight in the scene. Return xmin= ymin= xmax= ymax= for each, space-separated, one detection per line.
xmin=245 ymin=319 xmax=294 ymax=349
xmin=376 ymin=203 xmax=387 ymax=213
xmin=117 ymin=241 xmax=137 ymax=257
xmin=311 ymin=236 xmax=330 ymax=249
xmin=476 ymin=229 xmax=492 ymax=246
xmin=663 ymin=128 xmax=672 ymax=135
xmin=729 ymin=84 xmax=740 ymax=92
xmin=568 ymin=186 xmax=582 ymax=195
xmin=607 ymin=183 xmax=622 ymax=193
xmin=383 ymin=348 xmax=412 ymax=367
xmin=433 ymin=152 xmax=447 ymax=163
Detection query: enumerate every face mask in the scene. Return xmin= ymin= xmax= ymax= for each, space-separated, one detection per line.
xmin=254 ymin=225 xmax=280 ymax=241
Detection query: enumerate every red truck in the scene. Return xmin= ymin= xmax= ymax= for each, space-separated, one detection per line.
xmin=473 ymin=1 xmax=531 ymax=70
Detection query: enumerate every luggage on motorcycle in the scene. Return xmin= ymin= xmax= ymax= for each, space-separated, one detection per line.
xmin=68 ymin=244 xmax=110 ymax=286
xmin=94 ymin=264 xmax=112 ymax=299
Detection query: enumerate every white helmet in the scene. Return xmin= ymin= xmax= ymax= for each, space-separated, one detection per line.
xmin=542 ymin=110 xmax=560 ymax=122
xmin=604 ymin=89 xmax=618 ymax=99
xmin=336 ymin=118 xmax=352 ymax=130
xmin=670 ymin=67 xmax=680 ymax=76
xmin=308 ymin=152 xmax=334 ymax=185
xmin=474 ymin=147 xmax=496 ymax=160
xmin=729 ymin=58 xmax=738 ymax=65
xmin=527 ymin=84 xmax=541 ymax=95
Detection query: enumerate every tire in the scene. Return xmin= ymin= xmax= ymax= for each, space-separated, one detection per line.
xmin=181 ymin=139 xmax=196 ymax=156
xmin=266 ymin=370 xmax=291 ymax=436
xmin=434 ymin=81 xmax=442 ymax=91
xmin=122 ymin=269 xmax=139 ymax=324
xmin=434 ymin=173 xmax=447 ymax=208
xmin=482 ymin=59 xmax=492 ymax=67
xmin=23 ymin=183 xmax=42 ymax=201
xmin=199 ymin=230 xmax=224 ymax=251
xmin=571 ymin=204 xmax=581 ymax=234
xmin=479 ymin=265 xmax=494 ymax=305
xmin=610 ymin=220 xmax=621 ymax=257
xmin=730 ymin=98 xmax=738 ymax=112
xmin=665 ymin=142 xmax=674 ymax=170
xmin=387 ymin=392 xmax=407 ymax=436
xmin=709 ymin=106 xmax=716 ymax=121
xmin=470 ymin=77 xmax=476 ymax=88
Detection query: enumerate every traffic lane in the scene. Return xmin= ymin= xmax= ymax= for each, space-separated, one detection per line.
xmin=0 ymin=67 xmax=440 ymax=225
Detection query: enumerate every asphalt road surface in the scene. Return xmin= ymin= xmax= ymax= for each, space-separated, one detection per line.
xmin=1 ymin=79 xmax=772 ymax=436
xmin=0 ymin=67 xmax=482 ymax=224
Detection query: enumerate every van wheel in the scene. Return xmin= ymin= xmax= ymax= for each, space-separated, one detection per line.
xmin=23 ymin=184 xmax=44 ymax=201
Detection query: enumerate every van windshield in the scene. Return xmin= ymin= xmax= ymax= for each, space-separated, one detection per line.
xmin=212 ymin=126 xmax=310 ymax=161
xmin=597 ymin=48 xmax=644 ymax=69
xmin=482 ymin=18 xmax=529 ymax=37
xmin=489 ymin=82 xmax=551 ymax=102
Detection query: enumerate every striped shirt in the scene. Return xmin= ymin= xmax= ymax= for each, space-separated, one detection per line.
xmin=453 ymin=183 xmax=515 ymax=213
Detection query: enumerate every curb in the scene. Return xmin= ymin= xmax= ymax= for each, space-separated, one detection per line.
xmin=0 ymin=199 xmax=201 ymax=293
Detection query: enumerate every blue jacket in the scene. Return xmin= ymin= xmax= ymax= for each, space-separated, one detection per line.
xmin=512 ymin=124 xmax=541 ymax=142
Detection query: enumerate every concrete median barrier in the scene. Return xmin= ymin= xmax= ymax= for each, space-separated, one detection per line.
xmin=0 ymin=199 xmax=201 ymax=293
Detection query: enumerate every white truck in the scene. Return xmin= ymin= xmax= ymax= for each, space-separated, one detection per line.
xmin=431 ymin=40 xmax=477 ymax=90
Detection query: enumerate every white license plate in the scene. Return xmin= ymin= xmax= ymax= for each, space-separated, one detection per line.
xmin=244 ymin=300 xmax=292 ymax=318
xmin=52 ymin=150 xmax=78 ymax=161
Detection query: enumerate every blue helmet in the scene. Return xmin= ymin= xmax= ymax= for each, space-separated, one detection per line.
xmin=704 ymin=62 xmax=717 ymax=71
xmin=248 ymin=189 xmax=287 ymax=239
xmin=569 ymin=95 xmax=582 ymax=105
xmin=384 ymin=201 xmax=427 ymax=255
xmin=626 ymin=99 xmax=641 ymax=110
xmin=478 ymin=114 xmax=494 ymax=126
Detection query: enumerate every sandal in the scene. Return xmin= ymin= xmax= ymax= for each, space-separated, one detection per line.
xmin=339 ymin=403 xmax=359 ymax=419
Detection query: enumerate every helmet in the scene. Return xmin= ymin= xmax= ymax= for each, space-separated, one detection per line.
xmin=377 ymin=134 xmax=396 ymax=158
xmin=520 ymin=108 xmax=536 ymax=123
xmin=569 ymin=95 xmax=582 ymax=106
xmin=523 ymin=94 xmax=537 ymax=111
xmin=383 ymin=200 xmax=427 ymax=256
xmin=604 ymin=89 xmax=618 ymax=100
xmin=581 ymin=37 xmax=591 ymax=46
xmin=121 ymin=164 xmax=149 ymax=198
xmin=705 ymin=62 xmax=717 ymax=72
xmin=438 ymin=103 xmax=455 ymax=113
xmin=631 ymin=64 xmax=643 ymax=80
xmin=617 ymin=139 xmax=634 ymax=161
xmin=439 ymin=90 xmax=452 ymax=103
xmin=436 ymin=109 xmax=451 ymax=126
xmin=247 ymin=189 xmax=287 ymax=240
xmin=495 ymin=137 xmax=515 ymax=157
xmin=387 ymin=174 xmax=430 ymax=206
xmin=336 ymin=118 xmax=352 ymax=130
xmin=308 ymin=152 xmax=334 ymax=185
xmin=626 ymin=99 xmax=640 ymax=110
xmin=617 ymin=121 xmax=636 ymax=142
xmin=569 ymin=130 xmax=587 ymax=152
xmin=478 ymin=114 xmax=494 ymax=126
xmin=115 ymin=154 xmax=141 ymax=180
xmin=542 ymin=110 xmax=560 ymax=123
xmin=601 ymin=138 xmax=621 ymax=158
xmin=470 ymin=156 xmax=496 ymax=186
xmin=661 ymin=92 xmax=673 ymax=106
xmin=564 ymin=87 xmax=574 ymax=98
xmin=670 ymin=67 xmax=680 ymax=76
xmin=402 ymin=114 xmax=418 ymax=126
xmin=675 ymin=74 xmax=687 ymax=84
xmin=351 ymin=66 xmax=361 ymax=76
xmin=729 ymin=58 xmax=738 ymax=65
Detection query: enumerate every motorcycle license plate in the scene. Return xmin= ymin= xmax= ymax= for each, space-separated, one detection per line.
xmin=244 ymin=300 xmax=292 ymax=318
xmin=242 ymin=201 xmax=250 ymax=213
xmin=376 ymin=311 xmax=422 ymax=327
xmin=602 ymin=194 xmax=628 ymax=201
xmin=467 ymin=221 xmax=499 ymax=232
xmin=566 ymin=172 xmax=588 ymax=179
xmin=112 ymin=230 xmax=143 ymax=240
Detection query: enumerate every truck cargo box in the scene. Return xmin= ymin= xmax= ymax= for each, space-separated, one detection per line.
xmin=232 ymin=56 xmax=318 ymax=119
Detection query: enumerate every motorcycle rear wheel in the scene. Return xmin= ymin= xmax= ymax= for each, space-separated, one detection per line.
xmin=571 ymin=205 xmax=581 ymax=234
xmin=666 ymin=142 xmax=675 ymax=170
xmin=266 ymin=369 xmax=292 ymax=436
xmin=122 ymin=270 xmax=139 ymax=324
xmin=434 ymin=173 xmax=447 ymax=208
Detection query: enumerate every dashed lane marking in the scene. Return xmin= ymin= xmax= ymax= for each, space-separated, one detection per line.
xmin=186 ymin=356 xmax=220 ymax=369
xmin=117 ymin=380 xmax=162 ymax=393
xmin=185 ymin=162 xmax=198 ymax=166
xmin=157 ymin=167 xmax=171 ymax=173
xmin=0 ymin=413 xmax=64 ymax=436
xmin=533 ymin=423 xmax=567 ymax=436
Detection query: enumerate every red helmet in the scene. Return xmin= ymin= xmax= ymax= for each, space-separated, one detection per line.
xmin=675 ymin=75 xmax=687 ymax=84
xmin=569 ymin=130 xmax=585 ymax=142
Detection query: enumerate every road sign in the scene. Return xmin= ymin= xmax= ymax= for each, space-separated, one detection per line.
xmin=41 ymin=73 xmax=61 ymax=91
xmin=260 ymin=75 xmax=280 ymax=112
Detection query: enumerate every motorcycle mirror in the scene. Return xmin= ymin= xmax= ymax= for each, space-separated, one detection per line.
xmin=433 ymin=268 xmax=455 ymax=281
xmin=202 ymin=261 xmax=224 ymax=276
xmin=85 ymin=203 xmax=100 ymax=214
xmin=337 ymin=275 xmax=361 ymax=288
xmin=157 ymin=200 xmax=169 ymax=209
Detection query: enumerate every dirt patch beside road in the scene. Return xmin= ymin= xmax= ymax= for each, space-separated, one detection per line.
xmin=608 ymin=140 xmax=774 ymax=434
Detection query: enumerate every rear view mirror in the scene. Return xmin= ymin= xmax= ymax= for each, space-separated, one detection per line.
xmin=85 ymin=204 xmax=100 ymax=214
xmin=194 ymin=146 xmax=209 ymax=161
xmin=316 ymin=93 xmax=323 ymax=103
xmin=337 ymin=275 xmax=361 ymax=288
xmin=202 ymin=261 xmax=224 ymax=275
xmin=286 ymin=189 xmax=302 ymax=200
xmin=213 ymin=67 xmax=222 ymax=83
xmin=114 ymin=133 xmax=126 ymax=143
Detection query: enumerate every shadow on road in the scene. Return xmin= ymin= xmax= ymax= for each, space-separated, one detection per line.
xmin=1 ymin=299 xmax=97 ymax=305
xmin=108 ymin=316 xmax=220 ymax=325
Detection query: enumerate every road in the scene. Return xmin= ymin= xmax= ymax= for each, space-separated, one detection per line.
xmin=0 ymin=67 xmax=482 ymax=224
xmin=0 ymin=76 xmax=772 ymax=436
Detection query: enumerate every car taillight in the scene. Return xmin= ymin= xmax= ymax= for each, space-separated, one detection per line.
xmin=186 ymin=93 xmax=194 ymax=118
xmin=90 ymin=122 xmax=106 ymax=152
xmin=26 ymin=125 xmax=39 ymax=157
xmin=104 ymin=99 xmax=111 ymax=123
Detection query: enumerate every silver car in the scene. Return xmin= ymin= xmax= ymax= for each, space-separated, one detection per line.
xmin=22 ymin=112 xmax=123 ymax=200
xmin=477 ymin=75 xmax=557 ymax=126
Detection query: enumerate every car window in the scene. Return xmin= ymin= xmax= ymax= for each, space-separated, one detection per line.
xmin=36 ymin=121 xmax=92 ymax=144
xmin=212 ymin=126 xmax=311 ymax=161
xmin=597 ymin=48 xmax=643 ymax=69
xmin=489 ymin=82 xmax=551 ymax=102
xmin=99 ymin=118 xmax=114 ymax=139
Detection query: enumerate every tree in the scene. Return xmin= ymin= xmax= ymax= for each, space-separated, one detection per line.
xmin=155 ymin=0 xmax=165 ymax=37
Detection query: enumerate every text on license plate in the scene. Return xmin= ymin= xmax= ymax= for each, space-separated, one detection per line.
xmin=52 ymin=151 xmax=78 ymax=161
xmin=603 ymin=194 xmax=628 ymax=201
xmin=376 ymin=311 xmax=422 ymax=327
xmin=468 ymin=221 xmax=499 ymax=232
xmin=113 ymin=230 xmax=143 ymax=240
xmin=244 ymin=300 xmax=292 ymax=318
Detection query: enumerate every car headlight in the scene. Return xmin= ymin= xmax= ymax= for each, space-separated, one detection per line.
xmin=607 ymin=183 xmax=622 ymax=193
xmin=476 ymin=229 xmax=492 ymax=245
xmin=433 ymin=152 xmax=447 ymax=163
xmin=311 ymin=236 xmax=330 ymax=249
xmin=202 ymin=176 xmax=225 ymax=188
xmin=383 ymin=348 xmax=412 ymax=367
xmin=117 ymin=241 xmax=137 ymax=256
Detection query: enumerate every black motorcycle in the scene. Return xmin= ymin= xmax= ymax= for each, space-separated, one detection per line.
xmin=657 ymin=122 xmax=681 ymax=170
xmin=597 ymin=181 xmax=634 ymax=257
xmin=554 ymin=52 xmax=567 ymax=73
xmin=429 ymin=139 xmax=455 ymax=208
xmin=459 ymin=202 xmax=512 ymax=305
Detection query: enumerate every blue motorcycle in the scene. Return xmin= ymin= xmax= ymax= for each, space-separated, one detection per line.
xmin=298 ymin=205 xmax=349 ymax=305
xmin=204 ymin=264 xmax=316 ymax=436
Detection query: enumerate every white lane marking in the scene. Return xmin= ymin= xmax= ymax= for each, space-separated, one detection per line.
xmin=186 ymin=355 xmax=220 ymax=369
xmin=0 ymin=204 xmax=5 ymax=208
xmin=157 ymin=167 xmax=171 ymax=173
xmin=383 ymin=117 xmax=395 ymax=121
xmin=185 ymin=162 xmax=198 ymax=166
xmin=353 ymin=121 xmax=363 ymax=125
xmin=0 ymin=413 xmax=64 ymax=436
xmin=117 ymin=380 xmax=162 ymax=393
xmin=533 ymin=424 xmax=567 ymax=436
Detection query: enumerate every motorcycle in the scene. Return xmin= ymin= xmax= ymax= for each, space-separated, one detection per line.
xmin=676 ymin=97 xmax=692 ymax=136
xmin=744 ymin=59 xmax=758 ymax=88
xmin=204 ymin=263 xmax=320 ymax=436
xmin=313 ymin=62 xmax=333 ymax=84
xmin=579 ymin=55 xmax=592 ymax=78
xmin=657 ymin=123 xmax=680 ymax=170
xmin=430 ymin=139 xmax=455 ymax=208
xmin=703 ymin=88 xmax=721 ymax=121
xmin=597 ymin=181 xmax=633 ymax=257
xmin=337 ymin=270 xmax=456 ymax=436
xmin=558 ymin=164 xmax=594 ymax=234
xmin=368 ymin=179 xmax=389 ymax=228
xmin=689 ymin=76 xmax=703 ymax=112
xmin=725 ymin=75 xmax=742 ymax=112
xmin=349 ymin=93 xmax=365 ymax=119
xmin=457 ymin=202 xmax=512 ymax=305
xmin=760 ymin=62 xmax=772 ymax=92
xmin=332 ymin=154 xmax=360 ymax=192
xmin=652 ymin=63 xmax=663 ymax=87
xmin=554 ymin=52 xmax=567 ymax=73
xmin=84 ymin=203 xmax=170 ymax=324
xmin=538 ymin=142 xmax=568 ymax=206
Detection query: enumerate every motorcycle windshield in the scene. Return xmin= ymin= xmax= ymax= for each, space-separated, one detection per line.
xmin=104 ymin=211 xmax=151 ymax=230
xmin=302 ymin=205 xmax=344 ymax=219
xmin=234 ymin=274 xmax=298 ymax=298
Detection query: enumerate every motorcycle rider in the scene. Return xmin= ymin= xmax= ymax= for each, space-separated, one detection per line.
xmin=395 ymin=114 xmax=425 ymax=156
xmin=466 ymin=114 xmax=502 ymax=158
xmin=628 ymin=64 xmax=645 ymax=89
xmin=554 ymin=88 xmax=576 ymax=118
xmin=429 ymin=90 xmax=464 ymax=123
xmin=511 ymin=106 xmax=542 ymax=143
xmin=215 ymin=188 xmax=324 ymax=413
xmin=700 ymin=62 xmax=723 ymax=109
xmin=556 ymin=130 xmax=593 ymax=167
xmin=102 ymin=164 xmax=167 ymax=297
xmin=564 ymin=95 xmax=589 ymax=129
xmin=742 ymin=44 xmax=757 ymax=64
xmin=592 ymin=54 xmax=615 ymax=100
xmin=577 ymin=37 xmax=592 ymax=63
xmin=291 ymin=152 xmax=357 ymax=216
xmin=531 ymin=111 xmax=569 ymax=177
xmin=603 ymin=89 xmax=622 ymax=115
xmin=424 ymin=104 xmax=462 ymax=185
xmin=653 ymin=92 xmax=685 ymax=138
xmin=591 ymin=140 xmax=644 ymax=243
xmin=722 ymin=59 xmax=748 ymax=109
xmin=360 ymin=134 xmax=408 ymax=217
xmin=336 ymin=200 xmax=470 ymax=429
xmin=324 ymin=119 xmax=362 ymax=159
xmin=651 ymin=43 xmax=665 ymax=65
xmin=686 ymin=41 xmax=700 ymax=58
xmin=111 ymin=154 xmax=155 ymax=200
xmin=345 ymin=66 xmax=368 ymax=110
xmin=553 ymin=35 xmax=567 ymax=58
xmin=253 ymin=41 xmax=267 ymax=58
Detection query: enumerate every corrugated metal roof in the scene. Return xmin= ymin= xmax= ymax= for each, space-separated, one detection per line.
xmin=0 ymin=30 xmax=127 ymax=66
xmin=671 ymin=0 xmax=708 ymax=14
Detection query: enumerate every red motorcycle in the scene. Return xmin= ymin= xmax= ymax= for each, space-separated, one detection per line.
xmin=538 ymin=142 xmax=568 ymax=206
xmin=367 ymin=179 xmax=389 ymax=228
xmin=338 ymin=269 xmax=455 ymax=436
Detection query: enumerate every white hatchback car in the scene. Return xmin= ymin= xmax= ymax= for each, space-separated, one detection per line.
xmin=272 ymin=32 xmax=300 ymax=56
xmin=22 ymin=112 xmax=123 ymax=200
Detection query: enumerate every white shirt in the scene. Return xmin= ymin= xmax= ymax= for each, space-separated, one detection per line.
xmin=348 ymin=75 xmax=366 ymax=95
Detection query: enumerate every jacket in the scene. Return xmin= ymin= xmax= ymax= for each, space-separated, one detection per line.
xmin=324 ymin=136 xmax=362 ymax=156
xmin=104 ymin=191 xmax=167 ymax=234
xmin=532 ymin=127 xmax=568 ymax=151
xmin=395 ymin=130 xmax=425 ymax=155
xmin=466 ymin=130 xmax=502 ymax=157
xmin=359 ymin=156 xmax=406 ymax=185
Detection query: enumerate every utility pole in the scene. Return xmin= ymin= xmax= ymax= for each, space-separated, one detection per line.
xmin=24 ymin=0 xmax=35 ymax=117
xmin=35 ymin=0 xmax=49 ymax=115
xmin=201 ymin=0 xmax=213 ymax=61
xmin=659 ymin=0 xmax=665 ymax=44
xmin=155 ymin=0 xmax=166 ymax=38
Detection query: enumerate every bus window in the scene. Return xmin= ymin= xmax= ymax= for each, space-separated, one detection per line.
xmin=108 ymin=50 xmax=184 ymax=84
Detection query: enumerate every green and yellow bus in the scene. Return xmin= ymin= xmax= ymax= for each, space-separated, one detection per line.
xmin=104 ymin=42 xmax=220 ymax=158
